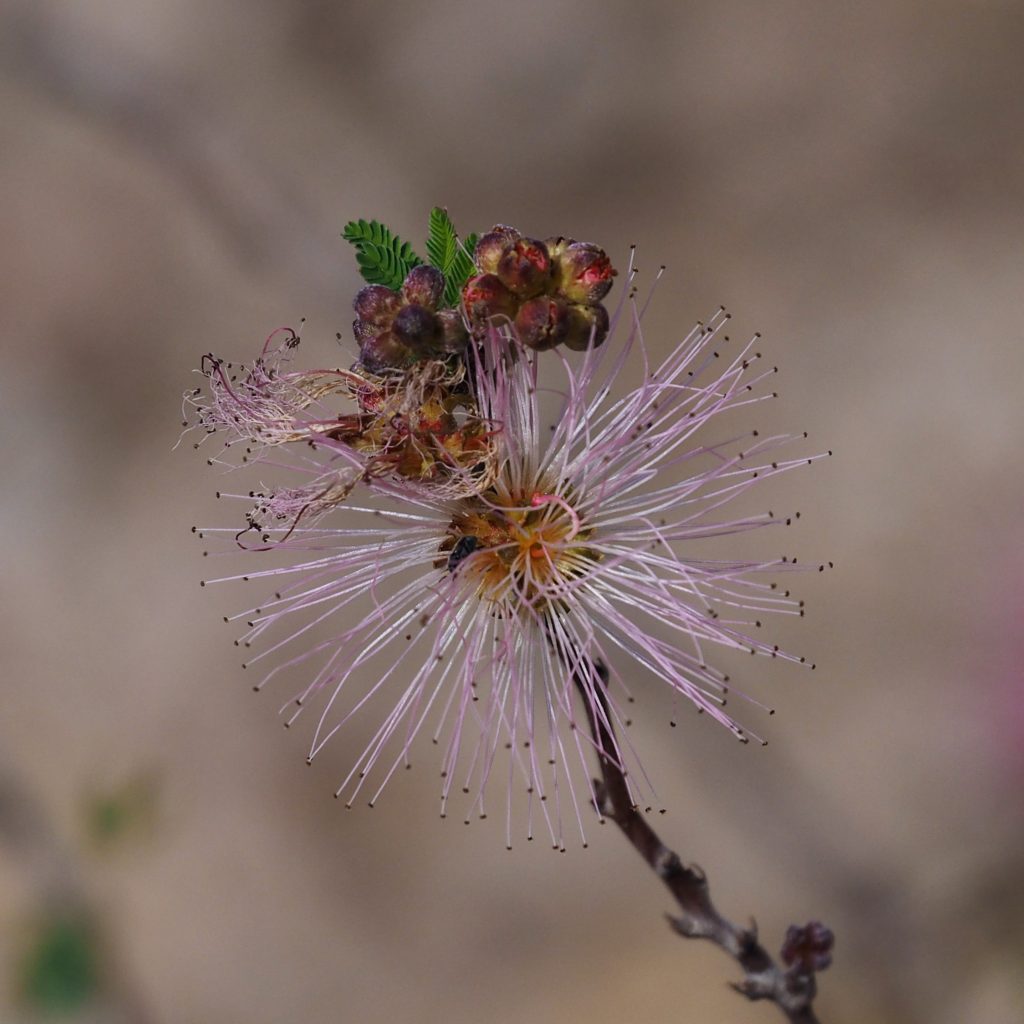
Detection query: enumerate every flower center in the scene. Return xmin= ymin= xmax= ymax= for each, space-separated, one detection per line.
xmin=441 ymin=488 xmax=597 ymax=606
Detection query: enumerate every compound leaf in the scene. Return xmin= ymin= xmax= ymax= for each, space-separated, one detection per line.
xmin=443 ymin=231 xmax=479 ymax=308
xmin=342 ymin=219 xmax=422 ymax=290
xmin=426 ymin=207 xmax=459 ymax=276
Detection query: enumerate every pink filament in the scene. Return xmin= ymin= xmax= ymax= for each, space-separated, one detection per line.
xmin=530 ymin=492 xmax=581 ymax=542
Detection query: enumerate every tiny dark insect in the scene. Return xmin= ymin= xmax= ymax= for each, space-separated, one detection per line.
xmin=447 ymin=535 xmax=478 ymax=572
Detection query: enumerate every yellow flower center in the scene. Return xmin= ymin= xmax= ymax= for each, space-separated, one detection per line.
xmin=442 ymin=487 xmax=597 ymax=605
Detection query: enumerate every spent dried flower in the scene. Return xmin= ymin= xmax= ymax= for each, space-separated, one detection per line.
xmin=186 ymin=333 xmax=497 ymax=535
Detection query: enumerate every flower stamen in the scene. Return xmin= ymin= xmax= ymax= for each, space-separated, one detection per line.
xmin=530 ymin=492 xmax=581 ymax=542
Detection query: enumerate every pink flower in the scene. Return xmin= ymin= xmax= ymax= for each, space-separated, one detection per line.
xmin=186 ymin=261 xmax=828 ymax=849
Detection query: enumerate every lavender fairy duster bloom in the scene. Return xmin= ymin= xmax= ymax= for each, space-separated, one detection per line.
xmin=186 ymin=252 xmax=829 ymax=850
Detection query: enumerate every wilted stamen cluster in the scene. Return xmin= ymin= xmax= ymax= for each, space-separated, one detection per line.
xmin=334 ymin=359 xmax=495 ymax=494
xmin=185 ymin=329 xmax=498 ymax=534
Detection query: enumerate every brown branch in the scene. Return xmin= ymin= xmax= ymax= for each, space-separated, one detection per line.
xmin=578 ymin=662 xmax=833 ymax=1022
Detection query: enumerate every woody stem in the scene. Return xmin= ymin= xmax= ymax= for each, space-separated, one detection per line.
xmin=573 ymin=660 xmax=828 ymax=1024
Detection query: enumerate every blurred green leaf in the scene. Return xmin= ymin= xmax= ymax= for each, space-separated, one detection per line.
xmin=20 ymin=916 xmax=99 ymax=1015
xmin=84 ymin=773 xmax=159 ymax=848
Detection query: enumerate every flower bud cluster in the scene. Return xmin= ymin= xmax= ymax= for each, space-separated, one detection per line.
xmin=353 ymin=265 xmax=469 ymax=373
xmin=461 ymin=226 xmax=617 ymax=352
xmin=780 ymin=921 xmax=835 ymax=974
xmin=339 ymin=223 xmax=618 ymax=493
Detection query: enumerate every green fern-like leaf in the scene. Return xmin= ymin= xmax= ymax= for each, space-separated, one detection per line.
xmin=426 ymin=207 xmax=459 ymax=275
xmin=342 ymin=219 xmax=422 ymax=290
xmin=443 ymin=232 xmax=479 ymax=308
xmin=426 ymin=208 xmax=479 ymax=307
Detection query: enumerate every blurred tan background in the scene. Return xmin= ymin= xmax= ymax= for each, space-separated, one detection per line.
xmin=2 ymin=1 xmax=1023 ymax=1022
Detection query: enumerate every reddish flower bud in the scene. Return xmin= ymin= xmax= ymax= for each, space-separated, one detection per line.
xmin=544 ymin=235 xmax=576 ymax=262
xmin=562 ymin=302 xmax=610 ymax=351
xmin=781 ymin=922 xmax=835 ymax=974
xmin=352 ymin=318 xmax=378 ymax=344
xmin=436 ymin=308 xmax=469 ymax=354
xmin=554 ymin=241 xmax=617 ymax=304
xmin=473 ymin=225 xmax=520 ymax=274
xmin=401 ymin=264 xmax=445 ymax=310
xmin=358 ymin=330 xmax=413 ymax=374
xmin=514 ymin=296 xmax=572 ymax=351
xmin=391 ymin=303 xmax=441 ymax=352
xmin=462 ymin=274 xmax=518 ymax=325
xmin=496 ymin=237 xmax=552 ymax=299
xmin=353 ymin=284 xmax=402 ymax=327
